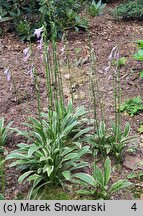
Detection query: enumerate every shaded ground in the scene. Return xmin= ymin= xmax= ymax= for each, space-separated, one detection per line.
xmin=0 ymin=3 xmax=143 ymax=199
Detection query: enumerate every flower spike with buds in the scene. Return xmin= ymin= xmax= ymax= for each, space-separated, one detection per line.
xmin=4 ymin=68 xmax=11 ymax=81
xmin=23 ymin=47 xmax=31 ymax=61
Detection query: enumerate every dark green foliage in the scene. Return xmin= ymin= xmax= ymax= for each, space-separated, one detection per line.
xmin=1 ymin=0 xmax=88 ymax=40
xmin=133 ymin=40 xmax=143 ymax=78
xmin=88 ymin=0 xmax=106 ymax=17
xmin=112 ymin=0 xmax=143 ymax=20
xmin=120 ymin=96 xmax=143 ymax=117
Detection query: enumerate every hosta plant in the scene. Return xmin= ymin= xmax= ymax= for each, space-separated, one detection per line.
xmin=87 ymin=121 xmax=136 ymax=163
xmin=0 ymin=117 xmax=13 ymax=153
xmin=119 ymin=96 xmax=143 ymax=117
xmin=73 ymin=157 xmax=132 ymax=199
xmin=109 ymin=122 xmax=136 ymax=163
xmin=6 ymin=101 xmax=91 ymax=198
xmin=88 ymin=0 xmax=106 ymax=17
xmin=87 ymin=121 xmax=112 ymax=157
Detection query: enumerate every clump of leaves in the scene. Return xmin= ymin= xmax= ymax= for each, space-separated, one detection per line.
xmin=73 ymin=157 xmax=132 ymax=199
xmin=6 ymin=101 xmax=91 ymax=199
xmin=87 ymin=121 xmax=112 ymax=157
xmin=117 ymin=57 xmax=127 ymax=67
xmin=0 ymin=117 xmax=13 ymax=153
xmin=87 ymin=121 xmax=135 ymax=163
xmin=119 ymin=96 xmax=143 ymax=117
xmin=109 ymin=122 xmax=136 ymax=163
xmin=112 ymin=0 xmax=143 ymax=21
xmin=133 ymin=40 xmax=143 ymax=78
xmin=88 ymin=0 xmax=106 ymax=17
xmin=137 ymin=123 xmax=143 ymax=134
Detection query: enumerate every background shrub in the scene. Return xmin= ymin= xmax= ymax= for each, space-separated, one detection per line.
xmin=112 ymin=0 xmax=143 ymax=20
xmin=0 ymin=0 xmax=88 ymax=40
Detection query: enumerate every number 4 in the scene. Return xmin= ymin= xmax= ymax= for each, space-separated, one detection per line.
xmin=131 ymin=203 xmax=137 ymax=211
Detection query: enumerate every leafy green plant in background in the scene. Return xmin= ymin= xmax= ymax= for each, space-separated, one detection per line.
xmin=133 ymin=40 xmax=143 ymax=78
xmin=6 ymin=101 xmax=91 ymax=199
xmin=1 ymin=0 xmax=88 ymax=40
xmin=39 ymin=0 xmax=88 ymax=39
xmin=137 ymin=122 xmax=143 ymax=134
xmin=112 ymin=0 xmax=143 ymax=21
xmin=119 ymin=96 xmax=143 ymax=117
xmin=14 ymin=20 xmax=41 ymax=41
xmin=88 ymin=0 xmax=106 ymax=17
xmin=72 ymin=157 xmax=132 ymax=199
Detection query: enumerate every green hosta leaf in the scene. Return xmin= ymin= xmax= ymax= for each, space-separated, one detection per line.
xmin=18 ymin=171 xmax=34 ymax=183
xmin=61 ymin=147 xmax=77 ymax=157
xmin=76 ymin=189 xmax=92 ymax=195
xmin=45 ymin=165 xmax=54 ymax=177
xmin=0 ymin=194 xmax=4 ymax=200
xmin=104 ymin=157 xmax=111 ymax=186
xmin=135 ymin=40 xmax=143 ymax=49
xmin=140 ymin=70 xmax=143 ymax=78
xmin=6 ymin=153 xmax=27 ymax=160
xmin=72 ymin=128 xmax=91 ymax=141
xmin=109 ymin=180 xmax=132 ymax=195
xmin=70 ymin=162 xmax=89 ymax=171
xmin=62 ymin=121 xmax=78 ymax=137
xmin=62 ymin=170 xmax=71 ymax=181
xmin=28 ymin=174 xmax=41 ymax=181
xmin=17 ymin=143 xmax=30 ymax=148
xmin=77 ymin=146 xmax=90 ymax=158
xmin=99 ymin=121 xmax=106 ymax=138
xmin=28 ymin=145 xmax=41 ymax=157
xmin=137 ymin=125 xmax=143 ymax=133
xmin=73 ymin=173 xmax=96 ymax=187
xmin=40 ymin=157 xmax=48 ymax=162
xmin=0 ymin=117 xmax=4 ymax=129
xmin=133 ymin=49 xmax=143 ymax=61
xmin=10 ymin=160 xmax=29 ymax=167
xmin=128 ymin=172 xmax=143 ymax=179
xmin=94 ymin=164 xmax=104 ymax=186
xmin=123 ymin=122 xmax=130 ymax=137
xmin=118 ymin=57 xmax=127 ymax=67
xmin=63 ymin=153 xmax=78 ymax=162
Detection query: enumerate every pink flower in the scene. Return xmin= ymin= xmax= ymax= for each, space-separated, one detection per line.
xmin=23 ymin=47 xmax=30 ymax=55
xmin=37 ymin=37 xmax=43 ymax=50
xmin=28 ymin=65 xmax=34 ymax=81
xmin=34 ymin=27 xmax=43 ymax=39
xmin=23 ymin=47 xmax=31 ymax=61
xmin=4 ymin=68 xmax=11 ymax=81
